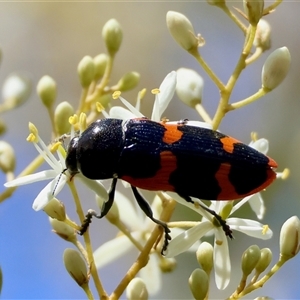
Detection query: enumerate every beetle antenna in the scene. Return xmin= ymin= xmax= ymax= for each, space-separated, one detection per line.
xmin=52 ymin=168 xmax=68 ymax=196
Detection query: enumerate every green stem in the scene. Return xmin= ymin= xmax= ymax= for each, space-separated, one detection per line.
xmin=86 ymin=54 xmax=114 ymax=105
xmin=68 ymin=180 xmax=108 ymax=300
xmin=212 ymin=24 xmax=257 ymax=130
xmin=263 ymin=0 xmax=282 ymax=15
xmin=189 ymin=49 xmax=225 ymax=91
xmin=227 ymin=256 xmax=287 ymax=299
xmin=228 ymin=87 xmax=269 ymax=110
xmin=220 ymin=4 xmax=247 ymax=33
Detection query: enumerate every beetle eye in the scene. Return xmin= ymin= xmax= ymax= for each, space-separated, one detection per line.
xmin=65 ymin=137 xmax=79 ymax=175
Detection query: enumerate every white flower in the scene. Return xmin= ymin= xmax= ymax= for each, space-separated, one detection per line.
xmin=109 ymin=71 xmax=177 ymax=121
xmin=109 ymin=71 xmax=212 ymax=132
xmin=93 ymin=191 xmax=197 ymax=295
xmin=247 ymin=137 xmax=271 ymax=219
xmin=4 ymin=123 xmax=107 ymax=211
xmin=165 ymin=192 xmax=273 ymax=290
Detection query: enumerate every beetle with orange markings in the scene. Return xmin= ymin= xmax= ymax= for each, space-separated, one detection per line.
xmin=65 ymin=118 xmax=277 ymax=253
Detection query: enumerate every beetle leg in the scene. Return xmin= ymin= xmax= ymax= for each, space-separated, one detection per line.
xmin=79 ymin=177 xmax=118 ymax=235
xmin=178 ymin=194 xmax=233 ymax=239
xmin=131 ymin=186 xmax=171 ymax=255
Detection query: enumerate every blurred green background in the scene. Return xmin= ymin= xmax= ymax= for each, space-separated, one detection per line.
xmin=0 ymin=1 xmax=299 ymax=299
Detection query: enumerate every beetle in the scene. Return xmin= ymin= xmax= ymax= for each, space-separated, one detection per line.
xmin=65 ymin=118 xmax=277 ymax=253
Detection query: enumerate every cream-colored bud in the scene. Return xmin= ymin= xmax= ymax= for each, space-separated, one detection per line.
xmin=77 ymin=56 xmax=95 ymax=88
xmin=166 ymin=11 xmax=199 ymax=52
xmin=196 ymin=242 xmax=213 ymax=275
xmin=220 ymin=201 xmax=233 ymax=220
xmin=54 ymin=101 xmax=74 ymax=135
xmin=255 ymin=248 xmax=272 ymax=274
xmin=207 ymin=0 xmax=225 ymax=6
xmin=188 ymin=268 xmax=208 ymax=300
xmin=280 ymin=216 xmax=300 ymax=260
xmin=63 ymin=248 xmax=88 ymax=287
xmin=49 ymin=217 xmax=77 ymax=242
xmin=102 ymin=19 xmax=123 ymax=56
xmin=262 ymin=47 xmax=291 ymax=91
xmin=94 ymin=53 xmax=108 ymax=80
xmin=2 ymin=73 xmax=31 ymax=108
xmin=176 ymin=68 xmax=203 ymax=107
xmin=126 ymin=278 xmax=148 ymax=300
xmin=43 ymin=198 xmax=66 ymax=221
xmin=254 ymin=19 xmax=271 ymax=51
xmin=117 ymin=72 xmax=140 ymax=92
xmin=241 ymin=245 xmax=261 ymax=276
xmin=243 ymin=0 xmax=264 ymax=25
xmin=36 ymin=75 xmax=57 ymax=108
xmin=0 ymin=119 xmax=6 ymax=136
xmin=159 ymin=257 xmax=176 ymax=272
xmin=96 ymin=94 xmax=111 ymax=108
xmin=0 ymin=141 xmax=15 ymax=173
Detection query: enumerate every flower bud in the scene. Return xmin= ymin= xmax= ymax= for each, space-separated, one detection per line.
xmin=280 ymin=216 xmax=300 ymax=260
xmin=254 ymin=19 xmax=271 ymax=51
xmin=188 ymin=268 xmax=208 ymax=300
xmin=261 ymin=47 xmax=291 ymax=91
xmin=219 ymin=201 xmax=233 ymax=220
xmin=241 ymin=245 xmax=261 ymax=276
xmin=0 ymin=119 xmax=6 ymax=136
xmin=255 ymin=248 xmax=272 ymax=274
xmin=36 ymin=75 xmax=57 ymax=109
xmin=196 ymin=242 xmax=213 ymax=275
xmin=94 ymin=53 xmax=108 ymax=80
xmin=159 ymin=257 xmax=176 ymax=272
xmin=102 ymin=19 xmax=123 ymax=56
xmin=207 ymin=0 xmax=225 ymax=6
xmin=126 ymin=278 xmax=148 ymax=300
xmin=49 ymin=217 xmax=77 ymax=242
xmin=249 ymin=138 xmax=269 ymax=155
xmin=63 ymin=248 xmax=88 ymax=287
xmin=77 ymin=56 xmax=95 ymax=88
xmin=176 ymin=68 xmax=203 ymax=107
xmin=96 ymin=94 xmax=111 ymax=109
xmin=117 ymin=72 xmax=140 ymax=91
xmin=243 ymin=0 xmax=264 ymax=26
xmin=54 ymin=101 xmax=74 ymax=135
xmin=166 ymin=11 xmax=199 ymax=52
xmin=0 ymin=141 xmax=15 ymax=173
xmin=2 ymin=73 xmax=31 ymax=108
xmin=43 ymin=198 xmax=66 ymax=221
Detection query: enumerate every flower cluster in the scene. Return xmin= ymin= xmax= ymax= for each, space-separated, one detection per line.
xmin=0 ymin=2 xmax=297 ymax=300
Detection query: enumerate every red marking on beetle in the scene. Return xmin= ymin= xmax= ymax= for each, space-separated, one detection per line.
xmin=215 ymin=162 xmax=277 ymax=200
xmin=267 ymin=157 xmax=278 ymax=168
xmin=121 ymin=151 xmax=177 ymax=191
xmin=161 ymin=123 xmax=183 ymax=144
xmin=220 ymin=137 xmax=239 ymax=154
xmin=215 ymin=163 xmax=238 ymax=200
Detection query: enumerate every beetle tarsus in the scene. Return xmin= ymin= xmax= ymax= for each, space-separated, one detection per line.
xmin=79 ymin=209 xmax=101 ymax=235
xmin=179 ymin=194 xmax=233 ymax=239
